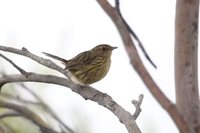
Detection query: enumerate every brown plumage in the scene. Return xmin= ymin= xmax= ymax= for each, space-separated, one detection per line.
xmin=43 ymin=44 xmax=117 ymax=85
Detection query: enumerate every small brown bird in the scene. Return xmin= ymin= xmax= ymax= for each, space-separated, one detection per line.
xmin=43 ymin=44 xmax=117 ymax=85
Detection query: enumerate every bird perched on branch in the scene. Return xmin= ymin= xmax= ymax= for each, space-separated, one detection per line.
xmin=43 ymin=44 xmax=117 ymax=85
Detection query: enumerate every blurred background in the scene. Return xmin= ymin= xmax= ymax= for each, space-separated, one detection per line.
xmin=0 ymin=0 xmax=178 ymax=133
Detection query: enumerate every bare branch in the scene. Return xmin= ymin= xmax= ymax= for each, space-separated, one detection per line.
xmin=96 ymin=0 xmax=190 ymax=132
xmin=0 ymin=43 xmax=143 ymax=133
xmin=132 ymin=94 xmax=144 ymax=119
xmin=0 ymin=73 xmax=141 ymax=133
xmin=0 ymin=46 xmax=70 ymax=79
xmin=114 ymin=0 xmax=157 ymax=69
xmin=0 ymin=53 xmax=28 ymax=76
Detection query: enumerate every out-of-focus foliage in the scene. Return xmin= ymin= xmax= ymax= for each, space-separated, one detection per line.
xmin=1 ymin=117 xmax=40 ymax=133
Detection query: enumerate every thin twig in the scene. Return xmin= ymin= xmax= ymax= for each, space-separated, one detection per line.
xmin=0 ymin=53 xmax=29 ymax=76
xmin=132 ymin=94 xmax=144 ymax=119
xmin=0 ymin=46 xmax=70 ymax=79
xmin=115 ymin=0 xmax=157 ymax=68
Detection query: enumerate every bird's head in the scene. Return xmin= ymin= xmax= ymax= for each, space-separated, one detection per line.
xmin=92 ymin=44 xmax=117 ymax=57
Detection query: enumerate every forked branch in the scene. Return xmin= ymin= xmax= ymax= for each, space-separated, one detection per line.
xmin=0 ymin=45 xmax=142 ymax=133
xmin=96 ymin=0 xmax=190 ymax=132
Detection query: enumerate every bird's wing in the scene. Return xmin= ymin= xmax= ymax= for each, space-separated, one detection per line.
xmin=65 ymin=51 xmax=97 ymax=69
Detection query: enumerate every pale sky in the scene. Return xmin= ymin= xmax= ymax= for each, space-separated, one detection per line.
xmin=0 ymin=0 xmax=179 ymax=133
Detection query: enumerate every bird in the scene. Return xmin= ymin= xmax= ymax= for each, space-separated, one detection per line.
xmin=43 ymin=44 xmax=117 ymax=85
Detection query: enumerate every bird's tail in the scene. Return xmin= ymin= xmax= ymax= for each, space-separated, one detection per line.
xmin=42 ymin=52 xmax=68 ymax=64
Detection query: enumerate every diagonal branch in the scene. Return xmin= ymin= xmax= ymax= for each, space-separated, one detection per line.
xmin=0 ymin=46 xmax=70 ymax=79
xmin=0 ymin=41 xmax=144 ymax=133
xmin=0 ymin=53 xmax=28 ymax=76
xmin=96 ymin=0 xmax=190 ymax=133
xmin=0 ymin=73 xmax=141 ymax=133
xmin=0 ymin=44 xmax=142 ymax=133
xmin=114 ymin=0 xmax=157 ymax=69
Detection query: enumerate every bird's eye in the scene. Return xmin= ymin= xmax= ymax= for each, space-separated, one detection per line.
xmin=102 ymin=47 xmax=106 ymax=51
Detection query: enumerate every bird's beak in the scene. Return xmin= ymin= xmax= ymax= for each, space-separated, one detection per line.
xmin=111 ymin=46 xmax=118 ymax=50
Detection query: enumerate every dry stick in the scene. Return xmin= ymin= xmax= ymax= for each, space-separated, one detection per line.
xmin=115 ymin=0 xmax=157 ymax=69
xmin=132 ymin=94 xmax=143 ymax=120
xmin=0 ymin=46 xmax=141 ymax=133
xmin=0 ymin=46 xmax=70 ymax=79
xmin=0 ymin=53 xmax=71 ymax=133
xmin=19 ymin=83 xmax=75 ymax=133
xmin=0 ymin=73 xmax=142 ymax=133
xmin=96 ymin=0 xmax=190 ymax=133
xmin=0 ymin=53 xmax=28 ymax=76
xmin=0 ymin=46 xmax=71 ymax=86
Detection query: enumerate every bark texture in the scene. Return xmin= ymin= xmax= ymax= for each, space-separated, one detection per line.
xmin=175 ymin=0 xmax=200 ymax=132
